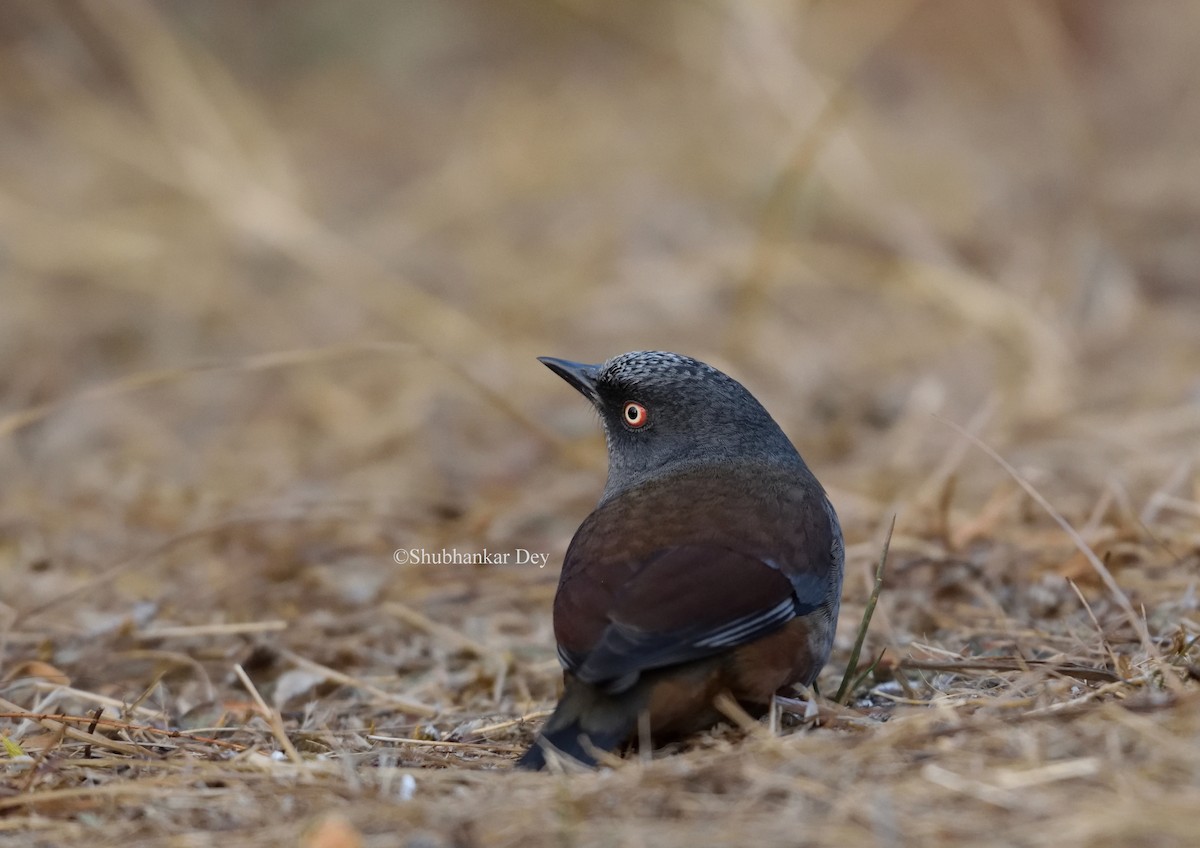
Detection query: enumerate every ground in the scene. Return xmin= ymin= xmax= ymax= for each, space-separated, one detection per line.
xmin=1 ymin=3 xmax=1199 ymax=847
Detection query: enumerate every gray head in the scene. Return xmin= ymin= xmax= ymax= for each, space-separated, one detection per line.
xmin=539 ymin=351 xmax=805 ymax=500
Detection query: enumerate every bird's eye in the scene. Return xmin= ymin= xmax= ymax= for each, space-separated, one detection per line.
xmin=622 ymin=401 xmax=649 ymax=429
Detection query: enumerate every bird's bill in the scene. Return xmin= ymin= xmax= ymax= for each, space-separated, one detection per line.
xmin=538 ymin=357 xmax=601 ymax=402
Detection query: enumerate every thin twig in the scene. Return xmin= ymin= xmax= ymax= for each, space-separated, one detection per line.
xmin=0 ymin=711 xmax=246 ymax=751
xmin=0 ymin=696 xmax=142 ymax=756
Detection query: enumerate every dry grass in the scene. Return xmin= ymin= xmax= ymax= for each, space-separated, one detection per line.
xmin=1 ymin=2 xmax=1199 ymax=846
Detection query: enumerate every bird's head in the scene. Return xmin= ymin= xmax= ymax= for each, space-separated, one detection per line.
xmin=539 ymin=351 xmax=804 ymax=500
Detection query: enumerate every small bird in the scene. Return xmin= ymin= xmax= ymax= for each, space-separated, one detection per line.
xmin=517 ymin=351 xmax=843 ymax=770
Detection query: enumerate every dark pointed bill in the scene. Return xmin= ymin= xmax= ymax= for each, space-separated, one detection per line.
xmin=538 ymin=356 xmax=602 ymax=402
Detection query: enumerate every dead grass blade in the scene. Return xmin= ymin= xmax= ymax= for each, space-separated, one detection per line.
xmin=0 ymin=710 xmax=246 ymax=752
xmin=940 ymin=418 xmax=1157 ymax=659
xmin=275 ymin=647 xmax=438 ymax=717
xmin=896 ymin=658 xmax=1120 ymax=684
xmin=232 ymin=663 xmax=302 ymax=765
xmin=836 ymin=516 xmax=894 ymax=704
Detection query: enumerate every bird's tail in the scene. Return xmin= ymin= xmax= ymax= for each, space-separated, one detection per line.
xmin=515 ymin=678 xmax=644 ymax=770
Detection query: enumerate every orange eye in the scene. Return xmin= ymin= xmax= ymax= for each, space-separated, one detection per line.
xmin=622 ymin=401 xmax=649 ymax=429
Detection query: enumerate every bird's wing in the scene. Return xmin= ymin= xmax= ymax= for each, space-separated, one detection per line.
xmin=562 ymin=544 xmax=825 ymax=691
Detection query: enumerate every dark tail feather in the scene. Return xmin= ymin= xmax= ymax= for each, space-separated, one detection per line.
xmin=515 ymin=678 xmax=642 ymax=771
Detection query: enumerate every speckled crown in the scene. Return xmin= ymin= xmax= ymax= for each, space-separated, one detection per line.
xmin=597 ymin=351 xmax=727 ymax=389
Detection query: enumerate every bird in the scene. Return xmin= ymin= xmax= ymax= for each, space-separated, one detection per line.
xmin=516 ymin=350 xmax=844 ymax=770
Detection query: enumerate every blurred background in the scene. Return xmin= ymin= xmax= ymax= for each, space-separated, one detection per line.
xmin=1 ymin=0 xmax=1198 ymax=676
